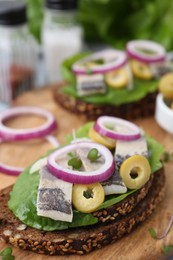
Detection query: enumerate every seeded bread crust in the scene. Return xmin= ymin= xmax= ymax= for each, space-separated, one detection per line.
xmin=54 ymin=84 xmax=157 ymax=120
xmin=92 ymin=173 xmax=154 ymax=223
xmin=0 ymin=168 xmax=165 ymax=256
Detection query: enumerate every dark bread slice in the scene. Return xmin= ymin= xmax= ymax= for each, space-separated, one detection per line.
xmin=54 ymin=84 xmax=157 ymax=120
xmin=0 ymin=168 xmax=165 ymax=256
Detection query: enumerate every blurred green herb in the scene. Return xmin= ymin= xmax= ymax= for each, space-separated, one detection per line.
xmin=149 ymin=227 xmax=157 ymax=238
xmin=21 ymin=0 xmax=44 ymax=43
xmin=22 ymin=0 xmax=173 ymax=50
xmin=68 ymin=157 xmax=82 ymax=170
xmin=78 ymin=0 xmax=173 ymax=51
xmin=163 ymin=245 xmax=173 ymax=255
xmin=87 ymin=148 xmax=101 ymax=162
xmin=0 ymin=247 xmax=15 ymax=260
xmin=68 ymin=152 xmax=75 ymax=158
xmin=83 ymin=188 xmax=93 ymax=199
xmin=162 ymin=151 xmax=173 ymax=162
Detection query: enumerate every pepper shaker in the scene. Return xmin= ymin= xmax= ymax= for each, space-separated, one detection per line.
xmin=0 ymin=1 xmax=38 ymax=110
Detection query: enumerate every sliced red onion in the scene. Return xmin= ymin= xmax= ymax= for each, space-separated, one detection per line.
xmin=94 ymin=116 xmax=141 ymax=141
xmin=0 ymin=163 xmax=24 ymax=176
xmin=0 ymin=106 xmax=57 ymax=141
xmin=72 ymin=49 xmax=127 ymax=75
xmin=47 ymin=142 xmax=115 ymax=184
xmin=0 ymin=135 xmax=59 ymax=176
xmin=126 ymin=40 xmax=166 ymax=64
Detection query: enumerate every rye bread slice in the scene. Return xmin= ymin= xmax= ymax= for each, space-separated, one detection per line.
xmin=54 ymin=84 xmax=157 ymax=120
xmin=0 ymin=168 xmax=165 ymax=256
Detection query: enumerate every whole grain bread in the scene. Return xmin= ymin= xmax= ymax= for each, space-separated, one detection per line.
xmin=0 ymin=168 xmax=165 ymax=256
xmin=54 ymin=84 xmax=157 ymax=120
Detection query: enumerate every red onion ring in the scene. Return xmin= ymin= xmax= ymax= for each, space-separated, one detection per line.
xmin=0 ymin=106 xmax=57 ymax=141
xmin=47 ymin=141 xmax=115 ymax=184
xmin=94 ymin=116 xmax=141 ymax=141
xmin=126 ymin=40 xmax=166 ymax=64
xmin=72 ymin=49 xmax=127 ymax=75
xmin=0 ymin=135 xmax=59 ymax=176
xmin=0 ymin=163 xmax=24 ymax=176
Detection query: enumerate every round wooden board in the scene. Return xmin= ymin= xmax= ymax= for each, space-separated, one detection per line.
xmin=0 ymin=86 xmax=173 ymax=260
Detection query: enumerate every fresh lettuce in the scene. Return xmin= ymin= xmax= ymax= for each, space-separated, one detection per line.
xmin=61 ymin=53 xmax=159 ymax=106
xmin=8 ymin=123 xmax=164 ymax=231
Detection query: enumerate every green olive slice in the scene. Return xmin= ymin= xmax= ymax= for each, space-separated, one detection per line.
xmin=120 ymin=155 xmax=151 ymax=189
xmin=72 ymin=183 xmax=105 ymax=213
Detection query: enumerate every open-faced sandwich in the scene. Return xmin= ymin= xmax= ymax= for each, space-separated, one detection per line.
xmin=54 ymin=40 xmax=172 ymax=120
xmin=0 ymin=116 xmax=165 ymax=255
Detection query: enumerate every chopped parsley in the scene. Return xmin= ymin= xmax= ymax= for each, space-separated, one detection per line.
xmin=149 ymin=227 xmax=157 ymax=238
xmin=163 ymin=245 xmax=173 ymax=255
xmin=162 ymin=151 xmax=173 ymax=162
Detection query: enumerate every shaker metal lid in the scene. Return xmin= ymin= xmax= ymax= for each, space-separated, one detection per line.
xmin=0 ymin=1 xmax=27 ymax=26
xmin=45 ymin=0 xmax=78 ymax=10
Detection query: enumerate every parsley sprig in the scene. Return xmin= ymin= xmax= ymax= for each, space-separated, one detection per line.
xmin=148 ymin=227 xmax=157 ymax=238
xmin=163 ymin=245 xmax=173 ymax=255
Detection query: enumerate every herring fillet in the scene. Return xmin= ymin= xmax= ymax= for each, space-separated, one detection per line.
xmin=77 ymin=74 xmax=106 ymax=96
xmin=102 ymin=171 xmax=127 ymax=195
xmin=37 ymin=166 xmax=73 ymax=222
xmin=115 ymin=136 xmax=148 ymax=158
xmin=102 ymin=136 xmax=148 ymax=195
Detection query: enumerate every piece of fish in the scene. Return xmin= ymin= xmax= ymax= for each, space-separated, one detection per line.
xmin=77 ymin=74 xmax=106 ymax=96
xmin=37 ymin=166 xmax=73 ymax=222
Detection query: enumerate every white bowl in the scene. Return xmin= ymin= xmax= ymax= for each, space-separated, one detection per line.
xmin=155 ymin=93 xmax=173 ymax=134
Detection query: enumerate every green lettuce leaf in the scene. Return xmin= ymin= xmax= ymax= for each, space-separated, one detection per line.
xmin=61 ymin=53 xmax=159 ymax=106
xmin=147 ymin=135 xmax=165 ymax=173
xmin=8 ymin=123 xmax=164 ymax=231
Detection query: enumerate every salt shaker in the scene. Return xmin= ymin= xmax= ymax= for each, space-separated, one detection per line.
xmin=0 ymin=1 xmax=37 ymax=110
xmin=42 ymin=0 xmax=83 ymax=83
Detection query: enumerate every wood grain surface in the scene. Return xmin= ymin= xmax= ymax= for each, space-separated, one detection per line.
xmin=0 ymin=86 xmax=173 ymax=260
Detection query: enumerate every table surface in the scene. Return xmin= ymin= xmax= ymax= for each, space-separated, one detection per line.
xmin=0 ymin=86 xmax=173 ymax=260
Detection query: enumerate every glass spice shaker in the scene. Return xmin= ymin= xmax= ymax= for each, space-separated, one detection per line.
xmin=0 ymin=1 xmax=38 ymax=110
xmin=42 ymin=0 xmax=83 ymax=83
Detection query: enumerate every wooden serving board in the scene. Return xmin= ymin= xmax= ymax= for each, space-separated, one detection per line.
xmin=0 ymin=86 xmax=173 ymax=260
